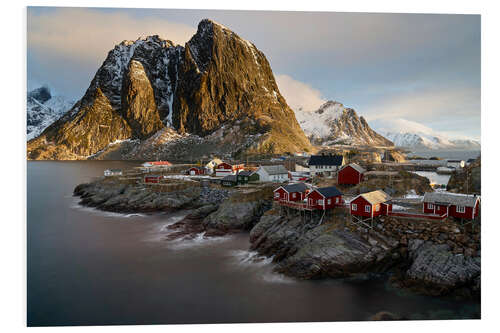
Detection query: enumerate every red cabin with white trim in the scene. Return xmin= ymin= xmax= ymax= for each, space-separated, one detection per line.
xmin=338 ymin=163 xmax=366 ymax=185
xmin=273 ymin=183 xmax=308 ymax=202
xmin=215 ymin=162 xmax=244 ymax=177
xmin=188 ymin=167 xmax=205 ymax=175
xmin=350 ymin=190 xmax=392 ymax=218
xmin=423 ymin=192 xmax=480 ymax=219
xmin=305 ymin=186 xmax=343 ymax=210
xmin=144 ymin=175 xmax=163 ymax=184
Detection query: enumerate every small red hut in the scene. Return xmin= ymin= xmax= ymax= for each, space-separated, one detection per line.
xmin=188 ymin=167 xmax=205 ymax=175
xmin=338 ymin=163 xmax=366 ymax=185
xmin=423 ymin=192 xmax=480 ymax=219
xmin=305 ymin=186 xmax=343 ymax=210
xmin=215 ymin=162 xmax=244 ymax=177
xmin=274 ymin=183 xmax=308 ymax=202
xmin=350 ymin=190 xmax=392 ymax=218
xmin=144 ymin=175 xmax=163 ymax=184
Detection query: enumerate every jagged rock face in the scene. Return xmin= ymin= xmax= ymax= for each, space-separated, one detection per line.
xmin=173 ymin=19 xmax=311 ymax=153
xmin=28 ymin=86 xmax=51 ymax=103
xmin=295 ymin=101 xmax=393 ymax=147
xmin=27 ymin=20 xmax=311 ymax=159
xmin=121 ymin=60 xmax=163 ymax=139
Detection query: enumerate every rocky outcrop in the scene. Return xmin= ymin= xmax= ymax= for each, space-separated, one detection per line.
xmin=249 ymin=208 xmax=480 ymax=297
xmin=203 ymin=198 xmax=272 ymax=232
xmin=295 ymin=101 xmax=393 ymax=147
xmin=447 ymin=156 xmax=481 ymax=193
xmin=28 ymin=20 xmax=311 ymax=160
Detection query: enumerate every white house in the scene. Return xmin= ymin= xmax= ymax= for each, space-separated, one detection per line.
xmin=255 ymin=165 xmax=288 ymax=182
xmin=308 ymin=154 xmax=345 ymax=177
xmin=204 ymin=158 xmax=223 ymax=174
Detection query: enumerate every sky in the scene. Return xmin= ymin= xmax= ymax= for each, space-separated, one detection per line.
xmin=27 ymin=7 xmax=481 ymax=140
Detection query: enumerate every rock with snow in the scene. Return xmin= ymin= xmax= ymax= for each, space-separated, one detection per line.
xmin=294 ymin=101 xmax=393 ymax=147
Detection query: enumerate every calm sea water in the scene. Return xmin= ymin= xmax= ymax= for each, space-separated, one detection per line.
xmin=407 ymin=150 xmax=480 ymax=160
xmin=27 ymin=161 xmax=480 ymax=326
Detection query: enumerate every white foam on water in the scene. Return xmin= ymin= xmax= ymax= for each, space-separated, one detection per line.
xmin=166 ymin=232 xmax=233 ymax=250
xmin=229 ymin=250 xmax=296 ymax=284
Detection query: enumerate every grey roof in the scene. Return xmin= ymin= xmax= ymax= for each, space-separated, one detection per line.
xmin=282 ymin=183 xmax=307 ymax=193
xmin=238 ymin=170 xmax=253 ymax=177
xmin=315 ymin=186 xmax=343 ymax=198
xmin=107 ymin=169 xmax=122 ymax=172
xmin=260 ymin=165 xmax=288 ymax=175
xmin=423 ymin=192 xmax=480 ymax=207
xmin=340 ymin=163 xmax=366 ymax=174
xmin=308 ymin=154 xmax=344 ymax=166
xmin=222 ymin=175 xmax=238 ymax=182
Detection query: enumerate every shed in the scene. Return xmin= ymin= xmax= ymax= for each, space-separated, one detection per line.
xmin=215 ymin=162 xmax=244 ymax=177
xmin=338 ymin=163 xmax=365 ymax=185
xmin=188 ymin=167 xmax=205 ymax=175
xmin=237 ymin=170 xmax=253 ymax=184
xmin=305 ymin=186 xmax=343 ymax=210
xmin=350 ymin=190 xmax=392 ymax=218
xmin=274 ymin=183 xmax=308 ymax=202
xmin=423 ymin=192 xmax=480 ymax=219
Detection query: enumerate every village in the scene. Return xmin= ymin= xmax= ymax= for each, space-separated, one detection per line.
xmin=101 ymin=150 xmax=481 ymax=233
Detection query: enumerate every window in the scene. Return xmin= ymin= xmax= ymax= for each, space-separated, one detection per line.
xmin=375 ymin=205 xmax=380 ymax=212
xmin=427 ymin=203 xmax=434 ymax=209
xmin=327 ymin=199 xmax=331 ymax=205
xmin=292 ymin=193 xmax=296 ymax=198
xmin=274 ymin=192 xmax=280 ymax=198
xmin=365 ymin=205 xmax=371 ymax=213
xmin=318 ymin=199 xmax=324 ymax=205
xmin=336 ymin=197 xmax=339 ymax=203
xmin=456 ymin=206 xmax=466 ymax=213
xmin=352 ymin=204 xmax=357 ymax=211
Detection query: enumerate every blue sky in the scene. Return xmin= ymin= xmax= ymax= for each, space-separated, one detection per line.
xmin=27 ymin=7 xmax=481 ymax=140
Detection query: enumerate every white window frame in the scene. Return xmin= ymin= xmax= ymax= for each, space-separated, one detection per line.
xmin=274 ymin=192 xmax=280 ymax=198
xmin=456 ymin=206 xmax=466 ymax=213
xmin=318 ymin=199 xmax=324 ymax=205
xmin=375 ymin=205 xmax=380 ymax=212
xmin=365 ymin=205 xmax=371 ymax=213
xmin=427 ymin=203 xmax=434 ymax=209
xmin=292 ymin=193 xmax=296 ymax=198
xmin=336 ymin=197 xmax=339 ymax=203
xmin=352 ymin=204 xmax=357 ymax=211
xmin=327 ymin=199 xmax=331 ymax=205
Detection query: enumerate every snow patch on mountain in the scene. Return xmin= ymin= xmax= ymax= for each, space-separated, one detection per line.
xmin=27 ymin=87 xmax=74 ymax=140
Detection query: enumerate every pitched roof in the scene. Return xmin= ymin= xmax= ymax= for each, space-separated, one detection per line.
xmin=423 ymin=192 xmax=479 ymax=207
xmin=238 ymin=170 xmax=253 ymax=177
xmin=282 ymin=183 xmax=308 ymax=193
xmin=145 ymin=161 xmax=172 ymax=166
xmin=341 ymin=163 xmax=366 ymax=174
xmin=358 ymin=190 xmax=391 ymax=205
xmin=308 ymin=154 xmax=344 ymax=166
xmin=314 ymin=186 xmax=343 ymax=198
xmin=260 ymin=165 xmax=288 ymax=175
xmin=222 ymin=175 xmax=238 ymax=182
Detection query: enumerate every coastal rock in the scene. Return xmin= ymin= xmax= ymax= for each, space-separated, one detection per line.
xmin=402 ymin=239 xmax=481 ymax=295
xmin=203 ymin=198 xmax=272 ymax=232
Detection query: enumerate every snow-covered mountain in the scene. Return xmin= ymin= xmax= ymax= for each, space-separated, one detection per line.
xmin=27 ymin=86 xmax=74 ymax=140
xmin=371 ymin=118 xmax=480 ymax=150
xmin=294 ymin=100 xmax=393 ymax=147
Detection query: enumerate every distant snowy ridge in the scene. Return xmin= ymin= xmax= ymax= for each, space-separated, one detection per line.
xmin=294 ymin=100 xmax=393 ymax=147
xmin=370 ymin=118 xmax=480 ymax=150
xmin=27 ymin=86 xmax=74 ymax=140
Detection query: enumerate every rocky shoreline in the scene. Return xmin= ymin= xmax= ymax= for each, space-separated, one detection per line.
xmin=73 ymin=178 xmax=480 ymax=299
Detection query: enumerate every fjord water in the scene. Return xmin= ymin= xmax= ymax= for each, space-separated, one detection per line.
xmin=27 ymin=161 xmax=479 ymax=326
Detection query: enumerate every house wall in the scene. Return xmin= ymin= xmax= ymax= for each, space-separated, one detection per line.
xmin=423 ymin=203 xmax=449 ymax=216
xmin=306 ymin=191 xmax=341 ymax=210
xmin=351 ymin=196 xmax=373 ymax=217
xmin=448 ymin=205 xmax=474 ymax=219
xmin=145 ymin=177 xmax=160 ymax=183
xmin=338 ymin=166 xmax=363 ymax=185
xmin=273 ymin=188 xmax=287 ymax=201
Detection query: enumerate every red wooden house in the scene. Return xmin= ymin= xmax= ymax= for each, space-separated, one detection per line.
xmin=188 ymin=167 xmax=205 ymax=175
xmin=143 ymin=161 xmax=172 ymax=168
xmin=305 ymin=186 xmax=343 ymax=210
xmin=350 ymin=190 xmax=392 ymax=218
xmin=144 ymin=175 xmax=163 ymax=184
xmin=338 ymin=163 xmax=366 ymax=185
xmin=274 ymin=183 xmax=308 ymax=202
xmin=215 ymin=162 xmax=244 ymax=177
xmin=423 ymin=192 xmax=480 ymax=219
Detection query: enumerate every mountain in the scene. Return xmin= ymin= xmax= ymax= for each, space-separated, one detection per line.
xmin=27 ymin=86 xmax=74 ymax=140
xmin=27 ymin=20 xmax=311 ymax=160
xmin=294 ymin=101 xmax=393 ymax=147
xmin=371 ymin=118 xmax=481 ymax=150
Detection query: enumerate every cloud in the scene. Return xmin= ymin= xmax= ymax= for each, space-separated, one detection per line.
xmin=363 ymin=86 xmax=480 ymax=123
xmin=275 ymin=74 xmax=326 ymax=112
